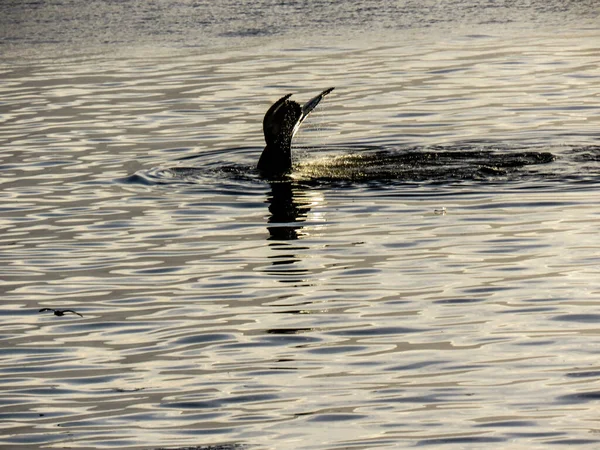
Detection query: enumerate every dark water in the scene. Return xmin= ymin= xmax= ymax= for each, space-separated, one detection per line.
xmin=1 ymin=1 xmax=600 ymax=449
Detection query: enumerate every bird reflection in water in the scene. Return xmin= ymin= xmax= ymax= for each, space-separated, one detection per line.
xmin=266 ymin=181 xmax=323 ymax=241
xmin=263 ymin=181 xmax=325 ymax=286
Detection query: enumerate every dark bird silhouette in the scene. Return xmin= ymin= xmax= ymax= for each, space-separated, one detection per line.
xmin=257 ymin=87 xmax=334 ymax=178
xmin=39 ymin=308 xmax=83 ymax=317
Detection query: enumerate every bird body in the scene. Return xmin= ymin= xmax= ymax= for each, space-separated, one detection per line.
xmin=257 ymin=88 xmax=334 ymax=178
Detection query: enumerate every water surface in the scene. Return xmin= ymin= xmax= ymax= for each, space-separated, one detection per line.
xmin=1 ymin=1 xmax=600 ymax=449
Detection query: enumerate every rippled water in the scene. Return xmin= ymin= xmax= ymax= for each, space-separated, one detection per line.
xmin=2 ymin=1 xmax=600 ymax=449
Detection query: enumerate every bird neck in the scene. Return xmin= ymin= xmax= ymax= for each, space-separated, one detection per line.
xmin=257 ymin=142 xmax=292 ymax=177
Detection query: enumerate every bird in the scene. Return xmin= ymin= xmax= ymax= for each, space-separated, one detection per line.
xmin=39 ymin=308 xmax=83 ymax=317
xmin=257 ymin=87 xmax=334 ymax=178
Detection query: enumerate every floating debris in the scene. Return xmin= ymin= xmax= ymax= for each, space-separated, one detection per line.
xmin=39 ymin=308 xmax=83 ymax=318
xmin=154 ymin=444 xmax=245 ymax=450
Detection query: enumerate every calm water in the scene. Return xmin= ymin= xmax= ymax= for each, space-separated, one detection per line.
xmin=2 ymin=1 xmax=600 ymax=449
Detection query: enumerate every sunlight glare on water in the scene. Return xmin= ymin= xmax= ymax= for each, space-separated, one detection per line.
xmin=1 ymin=1 xmax=600 ymax=449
